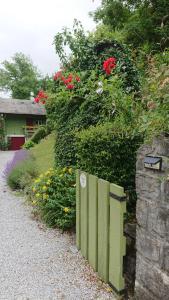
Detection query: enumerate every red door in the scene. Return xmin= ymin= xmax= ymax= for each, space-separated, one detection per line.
xmin=9 ymin=137 xmax=25 ymax=150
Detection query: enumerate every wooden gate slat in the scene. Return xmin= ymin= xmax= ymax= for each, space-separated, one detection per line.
xmin=109 ymin=183 xmax=126 ymax=293
xmin=76 ymin=169 xmax=81 ymax=250
xmin=88 ymin=174 xmax=98 ymax=271
xmin=80 ymin=171 xmax=88 ymax=259
xmin=98 ymin=179 xmax=110 ymax=282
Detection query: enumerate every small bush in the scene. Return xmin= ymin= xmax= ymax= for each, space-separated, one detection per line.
xmin=23 ymin=140 xmax=35 ymax=149
xmin=30 ymin=126 xmax=47 ymax=144
xmin=76 ymin=122 xmax=143 ymax=215
xmin=31 ymin=167 xmax=76 ymax=230
xmin=7 ymin=158 xmax=38 ymax=190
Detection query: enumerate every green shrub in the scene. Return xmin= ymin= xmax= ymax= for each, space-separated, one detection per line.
xmin=30 ymin=126 xmax=47 ymax=144
xmin=77 ymin=122 xmax=142 ymax=187
xmin=7 ymin=158 xmax=38 ymax=190
xmin=76 ymin=122 xmax=143 ymax=215
xmin=23 ymin=140 xmax=35 ymax=149
xmin=31 ymin=167 xmax=76 ymax=230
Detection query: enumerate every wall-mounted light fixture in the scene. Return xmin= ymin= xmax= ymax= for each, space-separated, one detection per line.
xmin=144 ymin=156 xmax=162 ymax=171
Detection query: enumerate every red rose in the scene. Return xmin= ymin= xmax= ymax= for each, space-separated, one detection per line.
xmin=34 ymin=97 xmax=40 ymax=103
xmin=103 ymin=57 xmax=116 ymax=75
xmin=34 ymin=90 xmax=48 ymax=104
xmin=63 ymin=78 xmax=72 ymax=85
xmin=66 ymin=84 xmax=74 ymax=90
xmin=75 ymin=76 xmax=80 ymax=82
xmin=54 ymin=71 xmax=62 ymax=81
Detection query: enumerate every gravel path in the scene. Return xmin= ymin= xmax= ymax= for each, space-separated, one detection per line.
xmin=0 ymin=151 xmax=116 ymax=300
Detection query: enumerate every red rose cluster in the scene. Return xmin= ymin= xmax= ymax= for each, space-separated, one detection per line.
xmin=54 ymin=70 xmax=80 ymax=90
xmin=34 ymin=90 xmax=48 ymax=104
xmin=103 ymin=57 xmax=116 ymax=75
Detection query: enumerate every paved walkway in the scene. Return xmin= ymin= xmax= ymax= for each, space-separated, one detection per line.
xmin=0 ymin=151 xmax=115 ymax=300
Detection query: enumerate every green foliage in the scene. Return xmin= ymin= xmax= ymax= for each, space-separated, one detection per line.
xmin=30 ymin=126 xmax=47 ymax=144
xmin=54 ymin=19 xmax=94 ymax=72
xmin=31 ymin=167 xmax=76 ymax=230
xmin=92 ymin=0 xmax=131 ymax=29
xmin=47 ymin=73 xmax=141 ymax=167
xmin=0 ymin=53 xmax=41 ymax=99
xmin=23 ymin=140 xmax=35 ymax=149
xmin=54 ymin=21 xmax=139 ymax=92
xmin=92 ymin=0 xmax=169 ymax=50
xmin=76 ymin=122 xmax=142 ymax=214
xmin=76 ymin=122 xmax=141 ymax=186
xmin=7 ymin=158 xmax=38 ymax=190
xmin=30 ymin=133 xmax=55 ymax=174
xmin=0 ymin=115 xmax=8 ymax=150
xmin=138 ymin=52 xmax=169 ymax=138
xmin=90 ymin=24 xmax=125 ymax=44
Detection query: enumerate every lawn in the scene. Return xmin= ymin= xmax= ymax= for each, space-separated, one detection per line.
xmin=30 ymin=132 xmax=55 ymax=174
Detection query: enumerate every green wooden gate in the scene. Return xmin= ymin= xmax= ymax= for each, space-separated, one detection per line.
xmin=76 ymin=170 xmax=126 ymax=294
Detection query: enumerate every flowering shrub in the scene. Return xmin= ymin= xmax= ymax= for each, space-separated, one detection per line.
xmin=34 ymin=90 xmax=48 ymax=104
xmin=53 ymin=70 xmax=80 ymax=90
xmin=3 ymin=149 xmax=29 ymax=178
xmin=7 ymin=156 xmax=38 ymax=190
xmin=31 ymin=167 xmax=76 ymax=230
xmin=103 ymin=57 xmax=116 ymax=75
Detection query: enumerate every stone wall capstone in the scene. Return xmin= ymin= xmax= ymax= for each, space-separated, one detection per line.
xmin=135 ymin=136 xmax=169 ymax=300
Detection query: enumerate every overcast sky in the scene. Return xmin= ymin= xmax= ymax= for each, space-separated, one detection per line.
xmin=0 ymin=0 xmax=101 ymax=77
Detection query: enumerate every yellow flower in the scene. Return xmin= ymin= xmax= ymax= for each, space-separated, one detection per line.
xmin=35 ymin=193 xmax=40 ymax=198
xmin=42 ymin=186 xmax=47 ymax=191
xmin=63 ymin=207 xmax=70 ymax=213
xmin=47 ymin=180 xmax=51 ymax=185
xmin=32 ymin=200 xmax=37 ymax=205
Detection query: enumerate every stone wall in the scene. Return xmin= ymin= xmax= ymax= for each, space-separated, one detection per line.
xmin=135 ymin=136 xmax=169 ymax=300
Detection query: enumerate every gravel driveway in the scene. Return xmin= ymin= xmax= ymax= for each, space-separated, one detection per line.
xmin=0 ymin=151 xmax=116 ymax=300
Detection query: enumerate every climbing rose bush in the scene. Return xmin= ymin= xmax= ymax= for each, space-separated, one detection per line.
xmin=34 ymin=90 xmax=48 ymax=104
xmin=103 ymin=57 xmax=116 ymax=75
xmin=31 ymin=167 xmax=76 ymax=230
xmin=53 ymin=70 xmax=80 ymax=90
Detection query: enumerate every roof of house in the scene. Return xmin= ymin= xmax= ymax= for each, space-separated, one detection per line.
xmin=0 ymin=98 xmax=46 ymax=116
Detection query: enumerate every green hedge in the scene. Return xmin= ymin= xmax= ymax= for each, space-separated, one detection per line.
xmin=76 ymin=123 xmax=142 ymax=188
xmin=76 ymin=122 xmax=142 ymax=214
xmin=30 ymin=126 xmax=47 ymax=144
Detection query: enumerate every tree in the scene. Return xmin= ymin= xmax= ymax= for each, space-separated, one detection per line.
xmin=92 ymin=0 xmax=169 ymax=50
xmin=0 ymin=53 xmax=41 ymax=99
